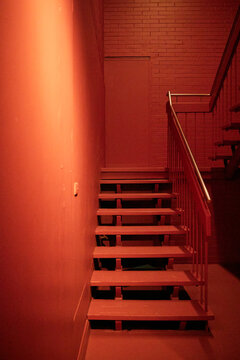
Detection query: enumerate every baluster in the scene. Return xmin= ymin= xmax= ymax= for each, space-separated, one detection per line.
xmin=167 ymin=123 xmax=170 ymax=172
xmin=185 ymin=113 xmax=188 ymax=143
xmin=180 ymin=159 xmax=183 ymax=222
xmin=172 ymin=140 xmax=176 ymax=192
xmin=194 ymin=112 xmax=197 ymax=158
xmin=184 ymin=180 xmax=187 ymax=245
xmin=203 ymin=112 xmax=206 ymax=165
xmin=221 ymin=85 xmax=225 ymax=141
xmin=171 ymin=131 xmax=173 ymax=180
xmin=186 ymin=183 xmax=190 ymax=248
xmin=177 ymin=151 xmax=180 ymax=209
xmin=200 ymin=225 xmax=203 ymax=305
xmin=212 ymin=107 xmax=216 ymax=158
xmin=216 ymin=93 xmax=220 ymax=143
xmin=229 ymin=60 xmax=233 ymax=124
xmin=233 ymin=52 xmax=237 ymax=104
xmin=204 ymin=228 xmax=209 ymax=312
xmin=232 ymin=52 xmax=237 ymax=123
xmin=196 ymin=213 xmax=199 ymax=279
xmin=192 ymin=202 xmax=196 ymax=274
xmin=189 ymin=193 xmax=195 ymax=271
xmin=225 ymin=71 xmax=229 ymax=126
xmin=237 ymin=45 xmax=240 ymax=104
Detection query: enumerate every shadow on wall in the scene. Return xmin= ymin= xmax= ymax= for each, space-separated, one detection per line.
xmin=210 ymin=170 xmax=240 ymax=277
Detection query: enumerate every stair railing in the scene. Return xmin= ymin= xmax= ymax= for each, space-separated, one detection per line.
xmin=167 ymin=91 xmax=212 ymax=312
xmin=209 ymin=6 xmax=240 ymax=175
xmin=168 ymin=6 xmax=240 ymax=173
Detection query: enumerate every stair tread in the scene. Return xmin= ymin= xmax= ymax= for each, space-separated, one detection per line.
xmin=99 ymin=192 xmax=174 ymax=199
xmin=222 ymin=122 xmax=240 ymax=130
xmin=209 ymin=155 xmax=232 ymax=161
xmin=97 ymin=208 xmax=178 ymax=216
xmin=101 ymin=167 xmax=165 ymax=172
xmin=215 ymin=140 xmax=240 ymax=146
xmin=100 ymin=179 xmax=170 ymax=184
xmin=93 ymin=245 xmax=192 ymax=258
xmin=91 ymin=270 xmax=201 ymax=286
xmin=88 ymin=299 xmax=214 ymax=321
xmin=230 ymin=103 xmax=240 ymax=112
xmin=95 ymin=225 xmax=186 ymax=235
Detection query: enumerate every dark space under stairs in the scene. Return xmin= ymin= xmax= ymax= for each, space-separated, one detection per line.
xmin=210 ymin=103 xmax=240 ymax=178
xmin=87 ymin=169 xmax=214 ymax=331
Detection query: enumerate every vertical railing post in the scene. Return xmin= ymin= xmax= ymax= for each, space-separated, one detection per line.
xmin=204 ymin=231 xmax=209 ymax=312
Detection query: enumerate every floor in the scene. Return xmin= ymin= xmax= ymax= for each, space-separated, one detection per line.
xmin=85 ymin=264 xmax=240 ymax=360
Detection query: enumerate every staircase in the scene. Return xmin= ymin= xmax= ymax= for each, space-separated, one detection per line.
xmin=87 ymin=168 xmax=214 ymax=331
xmin=208 ymin=6 xmax=240 ymax=178
xmin=211 ymin=104 xmax=240 ymax=178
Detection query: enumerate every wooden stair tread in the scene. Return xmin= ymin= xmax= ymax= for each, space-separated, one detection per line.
xmin=209 ymin=155 xmax=232 ymax=161
xmin=99 ymin=192 xmax=174 ymax=199
xmin=90 ymin=270 xmax=201 ymax=286
xmin=95 ymin=225 xmax=186 ymax=235
xmin=215 ymin=140 xmax=240 ymax=146
xmin=93 ymin=246 xmax=192 ymax=259
xmin=230 ymin=103 xmax=240 ymax=112
xmin=226 ymin=142 xmax=240 ymax=179
xmin=101 ymin=167 xmax=165 ymax=173
xmin=97 ymin=208 xmax=178 ymax=216
xmin=88 ymin=299 xmax=214 ymax=321
xmin=222 ymin=122 xmax=240 ymax=130
xmin=100 ymin=179 xmax=170 ymax=184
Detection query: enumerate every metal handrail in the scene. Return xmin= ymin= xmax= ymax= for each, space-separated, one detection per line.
xmin=171 ymin=93 xmax=210 ymax=96
xmin=210 ymin=5 xmax=240 ymax=110
xmin=167 ymin=91 xmax=211 ymax=203
xmin=171 ymin=6 xmax=240 ymax=110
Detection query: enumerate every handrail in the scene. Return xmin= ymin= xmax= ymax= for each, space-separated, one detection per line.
xmin=210 ymin=5 xmax=240 ymax=110
xmin=167 ymin=91 xmax=211 ymax=204
xmin=167 ymin=6 xmax=240 ymax=180
xmin=171 ymin=93 xmax=210 ymax=97
xmin=167 ymin=90 xmax=211 ymax=312
xmin=170 ymin=6 xmax=240 ymax=111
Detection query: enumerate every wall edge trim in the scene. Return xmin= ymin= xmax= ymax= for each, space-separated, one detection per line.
xmin=76 ymin=319 xmax=90 ymax=360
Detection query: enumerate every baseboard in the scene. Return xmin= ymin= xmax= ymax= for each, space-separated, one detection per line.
xmin=74 ymin=265 xmax=94 ymax=360
xmin=76 ymin=320 xmax=90 ymax=360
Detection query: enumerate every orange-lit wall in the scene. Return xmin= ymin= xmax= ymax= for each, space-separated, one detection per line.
xmin=104 ymin=0 xmax=239 ymax=168
xmin=0 ymin=1 xmax=104 ymax=359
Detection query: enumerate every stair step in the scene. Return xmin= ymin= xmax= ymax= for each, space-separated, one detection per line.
xmin=101 ymin=167 xmax=167 ymax=179
xmin=99 ymin=192 xmax=174 ymax=200
xmin=88 ymin=299 xmax=214 ymax=321
xmin=100 ymin=179 xmax=170 ymax=184
xmin=226 ymin=143 xmax=240 ymax=179
xmin=95 ymin=225 xmax=186 ymax=236
xmin=97 ymin=208 xmax=179 ymax=216
xmin=101 ymin=167 xmax=165 ymax=172
xmin=93 ymin=246 xmax=192 ymax=259
xmin=222 ymin=122 xmax=240 ymax=130
xmin=90 ymin=270 xmax=201 ymax=287
xmin=230 ymin=103 xmax=240 ymax=112
xmin=209 ymin=155 xmax=232 ymax=161
xmin=215 ymin=140 xmax=240 ymax=146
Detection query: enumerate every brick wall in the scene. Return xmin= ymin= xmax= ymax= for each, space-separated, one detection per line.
xmin=104 ymin=0 xmax=239 ymax=167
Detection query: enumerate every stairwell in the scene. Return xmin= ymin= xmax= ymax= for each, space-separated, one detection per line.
xmin=212 ymin=103 xmax=240 ymax=178
xmin=208 ymin=7 xmax=240 ymax=178
xmin=87 ymin=169 xmax=214 ymax=331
